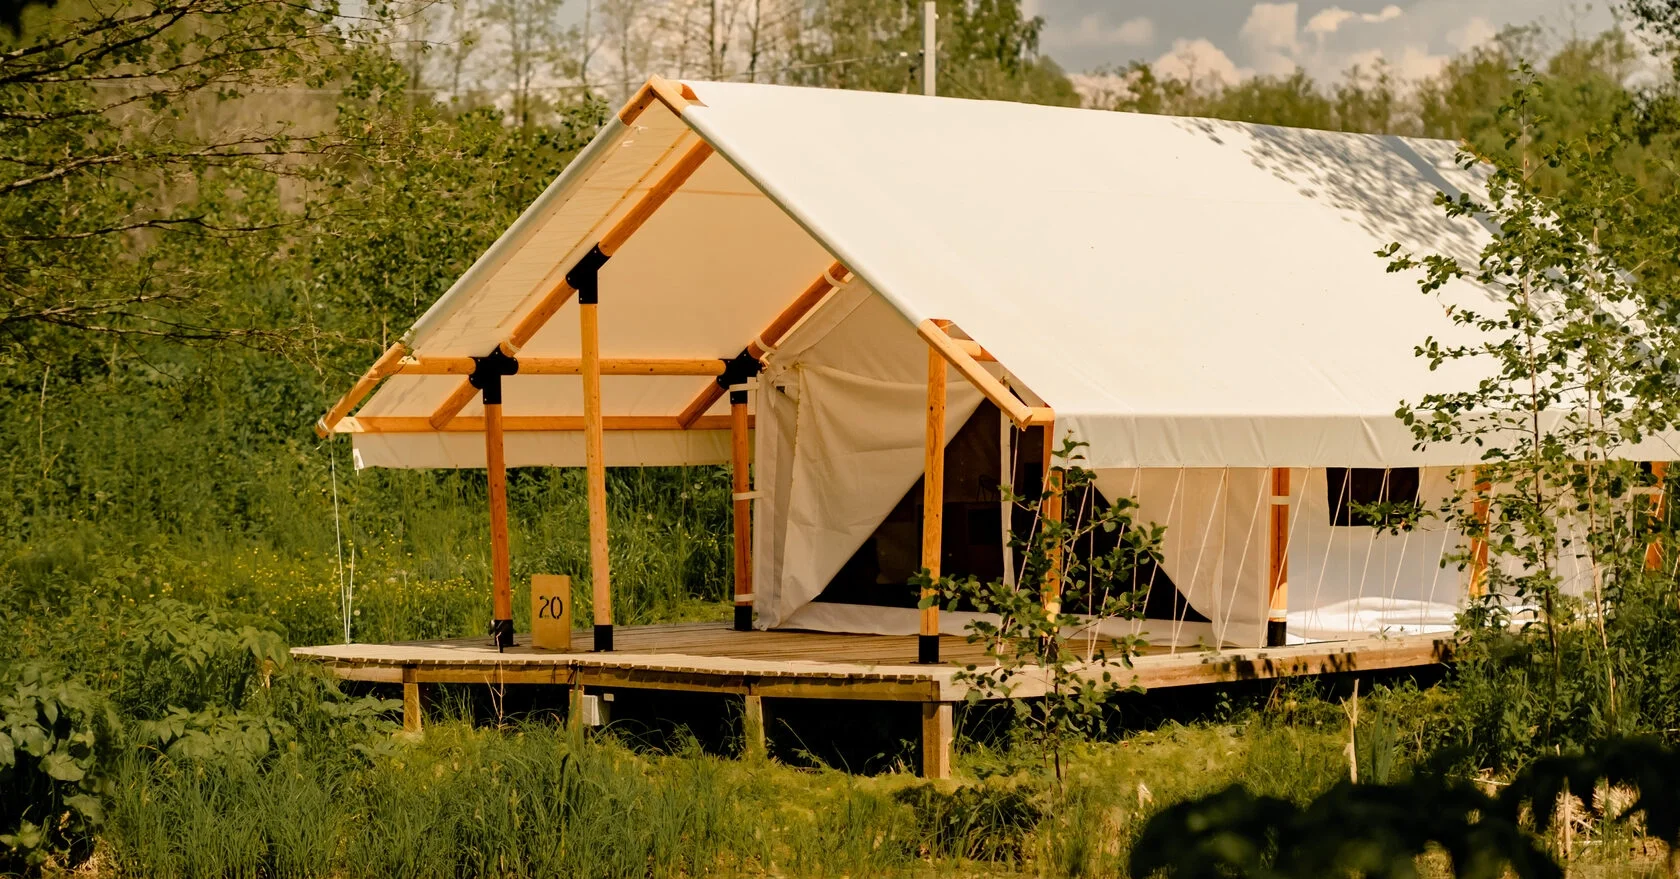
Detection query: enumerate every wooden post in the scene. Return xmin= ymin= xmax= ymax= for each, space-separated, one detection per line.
xmin=920 ymin=702 xmax=953 ymax=779
xmin=1469 ymin=468 xmax=1491 ymax=598
xmin=401 ymin=667 xmax=422 ymax=733
xmin=568 ymin=684 xmax=586 ymax=731
xmin=731 ymin=389 xmax=754 ymax=631
xmin=472 ymin=350 xmax=519 ymax=650
xmin=1267 ymin=468 xmax=1291 ymax=647
xmin=1647 ymin=462 xmax=1668 ymax=572
xmin=921 ymin=340 xmax=947 ymax=664
xmin=530 ymin=574 xmax=572 ymax=651
xmin=1041 ymin=426 xmax=1064 ymax=615
xmin=581 ymin=296 xmax=613 ymax=652
xmin=742 ymin=691 xmax=766 ymax=761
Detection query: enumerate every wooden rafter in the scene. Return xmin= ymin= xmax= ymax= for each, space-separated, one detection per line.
xmin=316 ymin=76 xmax=706 ymax=439
xmin=315 ymin=343 xmax=407 ymax=437
xmin=676 ymin=260 xmax=852 ymax=427
xmin=343 ymin=415 xmax=743 ymax=433
xmin=425 ymin=138 xmax=718 ymax=430
xmin=393 ymin=357 xmax=727 ymax=377
xmin=916 ymin=319 xmax=1050 ymax=429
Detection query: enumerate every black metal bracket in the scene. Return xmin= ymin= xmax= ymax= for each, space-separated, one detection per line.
xmin=469 ymin=348 xmax=520 ymax=405
xmin=918 ymin=634 xmax=940 ymax=665
xmin=1266 ymin=619 xmax=1287 ymax=648
xmin=566 ymin=244 xmax=611 ymax=305
xmin=716 ymin=348 xmax=762 ymax=389
xmin=594 ymin=624 xmax=614 ymax=652
xmin=489 ymin=618 xmax=514 ymax=651
xmin=729 ymin=388 xmax=748 ymax=406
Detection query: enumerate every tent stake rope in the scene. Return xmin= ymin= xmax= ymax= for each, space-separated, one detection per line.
xmin=1173 ymin=468 xmax=1225 ymax=654
xmin=1215 ymin=472 xmax=1266 ymax=650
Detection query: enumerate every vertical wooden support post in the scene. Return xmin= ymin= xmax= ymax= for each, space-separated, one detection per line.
xmin=401 ymin=667 xmax=422 ymax=733
xmin=471 ymin=350 xmax=519 ymax=650
xmin=581 ymin=295 xmax=613 ymax=651
xmin=731 ymin=389 xmax=754 ymax=631
xmin=1267 ymin=468 xmax=1291 ymax=647
xmin=1647 ymin=462 xmax=1668 ymax=572
xmin=742 ymin=690 xmax=766 ymax=761
xmin=921 ymin=339 xmax=948 ymax=664
xmin=567 ymin=683 xmax=586 ymax=731
xmin=920 ymin=702 xmax=953 ymax=779
xmin=1041 ymin=426 xmax=1064 ymax=615
xmin=1469 ymin=468 xmax=1491 ymax=598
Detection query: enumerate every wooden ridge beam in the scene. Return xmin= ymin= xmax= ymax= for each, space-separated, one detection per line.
xmin=676 ymin=260 xmax=851 ymax=427
xmin=916 ymin=319 xmax=1048 ymax=430
xmin=394 ymin=357 xmax=727 ymax=377
xmin=345 ymin=414 xmax=743 ymax=433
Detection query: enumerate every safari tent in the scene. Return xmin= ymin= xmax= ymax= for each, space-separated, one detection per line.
xmin=314 ymin=76 xmax=1670 ymax=667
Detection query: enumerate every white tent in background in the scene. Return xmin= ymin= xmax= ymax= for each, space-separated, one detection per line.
xmin=317 ymin=77 xmax=1676 ymax=654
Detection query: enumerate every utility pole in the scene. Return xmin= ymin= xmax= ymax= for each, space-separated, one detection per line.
xmin=922 ymin=0 xmax=936 ymax=96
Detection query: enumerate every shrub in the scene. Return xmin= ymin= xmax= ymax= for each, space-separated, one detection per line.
xmin=0 ymin=664 xmax=118 ymax=872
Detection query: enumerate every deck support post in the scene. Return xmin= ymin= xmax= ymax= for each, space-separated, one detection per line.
xmin=920 ymin=336 xmax=948 ymax=664
xmin=920 ymin=702 xmax=953 ymax=779
xmin=1469 ymin=468 xmax=1491 ymax=598
xmin=574 ymin=251 xmax=615 ymax=652
xmin=568 ymin=683 xmax=586 ymax=731
xmin=730 ymin=388 xmax=755 ymax=631
xmin=742 ymin=691 xmax=766 ymax=760
xmin=471 ymin=349 xmax=520 ymax=650
xmin=1267 ymin=467 xmax=1291 ymax=647
xmin=1647 ymin=462 xmax=1669 ymax=571
xmin=1041 ymin=427 xmax=1064 ymax=615
xmin=402 ymin=667 xmax=422 ymax=733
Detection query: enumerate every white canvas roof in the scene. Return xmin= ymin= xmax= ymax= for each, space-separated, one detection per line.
xmin=334 ymin=78 xmax=1676 ymax=470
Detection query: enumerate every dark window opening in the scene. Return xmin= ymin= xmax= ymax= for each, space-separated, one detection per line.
xmin=1325 ymin=467 xmax=1420 ymax=527
xmin=814 ymin=403 xmax=1207 ymax=623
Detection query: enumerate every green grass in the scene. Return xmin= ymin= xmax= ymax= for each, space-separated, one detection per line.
xmin=93 ymin=717 xmax=1360 ymax=879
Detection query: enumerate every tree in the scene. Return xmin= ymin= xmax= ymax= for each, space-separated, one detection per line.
xmin=0 ymin=0 xmax=366 ymax=362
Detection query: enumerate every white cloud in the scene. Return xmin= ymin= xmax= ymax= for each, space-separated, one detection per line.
xmin=1240 ymin=3 xmax=1301 ymax=53
xmin=1063 ymin=13 xmax=1155 ymax=48
xmin=1240 ymin=3 xmax=1302 ymax=75
xmin=1305 ymin=5 xmax=1403 ymax=37
xmin=1153 ymin=37 xmax=1249 ymax=86
xmin=1114 ymin=16 xmax=1156 ymax=46
xmin=1305 ymin=8 xmax=1356 ymax=36
xmin=1446 ymin=16 xmax=1499 ymax=52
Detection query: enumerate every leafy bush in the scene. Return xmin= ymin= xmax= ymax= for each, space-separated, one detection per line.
xmin=0 ymin=664 xmax=117 ymax=872
xmin=1131 ymin=736 xmax=1680 ymax=879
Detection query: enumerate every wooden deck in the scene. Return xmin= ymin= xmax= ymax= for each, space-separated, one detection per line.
xmin=295 ymin=621 xmax=1452 ymax=703
xmin=294 ymin=622 xmax=1451 ymax=776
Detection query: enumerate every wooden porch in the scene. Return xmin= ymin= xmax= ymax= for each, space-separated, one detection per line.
xmin=293 ymin=622 xmax=1453 ymax=777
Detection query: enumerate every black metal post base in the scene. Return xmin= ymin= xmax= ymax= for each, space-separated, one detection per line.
xmin=734 ymin=604 xmax=753 ymax=632
xmin=918 ymin=633 xmax=940 ymax=664
xmin=594 ymin=624 xmax=614 ymax=652
xmin=1266 ymin=619 xmax=1287 ymax=647
xmin=489 ymin=618 xmax=514 ymax=651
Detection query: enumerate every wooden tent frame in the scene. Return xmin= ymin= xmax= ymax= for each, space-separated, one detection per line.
xmin=312 ymin=76 xmax=1056 ymax=664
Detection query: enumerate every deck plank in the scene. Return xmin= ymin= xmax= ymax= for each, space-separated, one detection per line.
xmin=293 ymin=621 xmax=1451 ymax=702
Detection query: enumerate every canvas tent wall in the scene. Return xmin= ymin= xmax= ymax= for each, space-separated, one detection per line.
xmin=319 ymin=77 xmax=1677 ymax=650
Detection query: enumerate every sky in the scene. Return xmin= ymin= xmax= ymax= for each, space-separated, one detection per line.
xmin=1027 ymin=0 xmax=1619 ymax=84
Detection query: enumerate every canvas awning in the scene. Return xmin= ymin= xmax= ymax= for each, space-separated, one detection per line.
xmin=324 ymin=77 xmax=1678 ymax=471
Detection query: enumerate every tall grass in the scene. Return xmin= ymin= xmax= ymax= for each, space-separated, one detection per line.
xmin=96 ymin=716 xmax=1374 ymax=879
xmin=0 ymin=355 xmax=735 ymax=650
